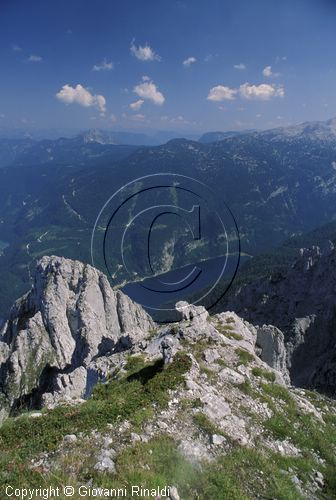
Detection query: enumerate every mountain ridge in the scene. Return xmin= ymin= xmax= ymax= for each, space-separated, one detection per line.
xmin=2 ymin=116 xmax=336 ymax=316
xmin=0 ymin=255 xmax=335 ymax=498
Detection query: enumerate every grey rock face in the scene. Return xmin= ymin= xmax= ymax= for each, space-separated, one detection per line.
xmin=94 ymin=450 xmax=116 ymax=473
xmin=211 ymin=434 xmax=226 ymax=446
xmin=0 ymin=256 xmax=154 ymax=418
xmin=227 ymin=242 xmax=336 ymax=394
xmin=0 ymin=254 xmax=294 ymax=426
xmin=256 ymin=325 xmax=290 ymax=383
xmin=169 ymin=486 xmax=180 ymax=500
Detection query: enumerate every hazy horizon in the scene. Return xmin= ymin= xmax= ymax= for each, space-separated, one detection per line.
xmin=2 ymin=114 xmax=336 ymax=142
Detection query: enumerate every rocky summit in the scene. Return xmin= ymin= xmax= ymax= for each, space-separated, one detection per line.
xmin=0 ymin=256 xmax=154 ymax=418
xmin=0 ymin=256 xmax=335 ymax=498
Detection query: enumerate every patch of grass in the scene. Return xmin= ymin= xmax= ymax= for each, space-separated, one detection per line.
xmin=262 ymin=384 xmax=336 ymax=497
xmin=93 ymin=436 xmax=245 ymax=498
xmin=211 ymin=447 xmax=306 ymax=500
xmin=190 ymin=337 xmax=216 ymax=363
xmin=145 ymin=328 xmax=158 ymax=341
xmin=193 ymin=412 xmax=223 ymax=436
xmin=236 ymin=348 xmax=254 ymax=365
xmin=225 ymin=316 xmax=235 ymax=324
xmin=0 ymin=353 xmax=192 ymax=487
xmin=170 ymin=324 xmax=180 ymax=336
xmin=261 ymin=383 xmax=293 ymax=403
xmin=113 ymin=439 xmax=308 ymax=500
xmin=216 ymin=358 xmax=229 ymax=369
xmin=213 ymin=319 xmax=244 ymax=340
xmin=199 ymin=363 xmax=218 ymax=383
xmin=226 ymin=331 xmax=244 ymax=341
xmin=252 ymin=366 xmax=276 ymax=383
xmin=0 ymin=424 xmax=333 ymax=499
xmin=237 ymin=380 xmax=256 ymax=397
xmin=179 ymin=398 xmax=203 ymax=411
xmin=124 ymin=353 xmax=148 ymax=375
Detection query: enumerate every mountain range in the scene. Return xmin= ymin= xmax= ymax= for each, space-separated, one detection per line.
xmin=1 ymin=117 xmax=336 ymax=318
xmin=1 ymin=119 xmax=336 ymax=497
xmin=0 ymin=129 xmax=202 ymax=168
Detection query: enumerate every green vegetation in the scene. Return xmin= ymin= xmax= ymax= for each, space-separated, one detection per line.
xmin=226 ymin=331 xmax=244 ymax=341
xmin=179 ymin=397 xmax=203 ymax=411
xmin=0 ymin=353 xmax=192 ymax=488
xmin=237 ymin=379 xmax=256 ymax=397
xmin=208 ymin=318 xmax=244 ymax=341
xmin=252 ymin=366 xmax=276 ymax=383
xmin=0 ymin=356 xmax=335 ymax=498
xmin=216 ymin=358 xmax=229 ymax=369
xmin=0 ymin=428 xmax=330 ymax=499
xmin=236 ymin=348 xmax=255 ymax=365
xmin=123 ymin=353 xmax=148 ymax=375
xmin=193 ymin=412 xmax=224 ymax=437
xmin=145 ymin=328 xmax=158 ymax=341
xmin=186 ymin=337 xmax=216 ymax=364
xmin=261 ymin=382 xmax=293 ymax=403
xmin=262 ymin=384 xmax=336 ymax=496
xmin=199 ymin=363 xmax=218 ymax=382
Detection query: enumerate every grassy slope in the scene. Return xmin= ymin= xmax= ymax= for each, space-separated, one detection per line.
xmin=0 ymin=347 xmax=335 ymax=499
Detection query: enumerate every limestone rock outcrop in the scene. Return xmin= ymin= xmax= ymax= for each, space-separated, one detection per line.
xmin=0 ymin=255 xmax=294 ymax=423
xmin=256 ymin=325 xmax=290 ymax=383
xmin=0 ymin=256 xmax=154 ymax=416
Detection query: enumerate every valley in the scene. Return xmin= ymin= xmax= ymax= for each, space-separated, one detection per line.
xmin=1 ymin=119 xmax=336 ymax=317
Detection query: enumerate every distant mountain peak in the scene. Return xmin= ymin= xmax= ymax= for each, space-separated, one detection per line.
xmin=261 ymin=117 xmax=336 ymax=141
xmin=80 ymin=129 xmax=119 ymax=145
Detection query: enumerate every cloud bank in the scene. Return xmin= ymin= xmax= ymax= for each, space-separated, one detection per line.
xmin=208 ymin=82 xmax=284 ymax=101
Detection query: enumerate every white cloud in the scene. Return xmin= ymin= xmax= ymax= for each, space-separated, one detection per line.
xmin=262 ymin=65 xmax=272 ymax=77
xmin=110 ymin=114 xmax=117 ymax=122
xmin=130 ymin=41 xmax=161 ymax=61
xmin=262 ymin=65 xmax=280 ymax=78
xmin=142 ymin=75 xmax=150 ymax=81
xmin=208 ymin=82 xmax=284 ymax=103
xmin=12 ymin=44 xmax=22 ymax=51
xmin=129 ymin=99 xmax=144 ymax=110
xmin=131 ymin=113 xmax=145 ymax=121
xmin=28 ymin=54 xmax=43 ymax=62
xmin=56 ymin=84 xmax=107 ymax=114
xmin=204 ymin=54 xmax=215 ymax=62
xmin=207 ymin=85 xmax=237 ymax=101
xmin=160 ymin=115 xmax=189 ymax=124
xmin=234 ymin=63 xmax=246 ymax=70
xmin=183 ymin=56 xmax=196 ymax=67
xmin=133 ymin=80 xmax=165 ymax=105
xmin=239 ymin=82 xmax=284 ymax=100
xmin=93 ymin=59 xmax=113 ymax=71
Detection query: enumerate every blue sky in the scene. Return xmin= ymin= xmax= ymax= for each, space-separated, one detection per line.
xmin=1 ymin=0 xmax=336 ymax=134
